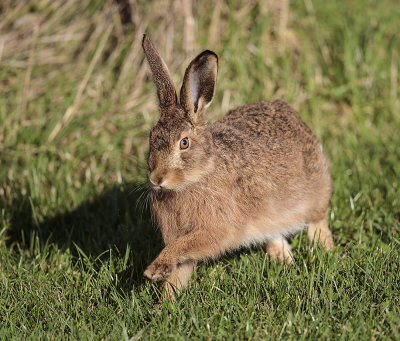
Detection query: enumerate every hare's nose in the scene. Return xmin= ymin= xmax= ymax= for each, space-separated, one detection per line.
xmin=149 ymin=173 xmax=163 ymax=187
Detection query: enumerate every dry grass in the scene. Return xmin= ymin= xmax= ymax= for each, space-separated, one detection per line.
xmin=0 ymin=0 xmax=399 ymax=339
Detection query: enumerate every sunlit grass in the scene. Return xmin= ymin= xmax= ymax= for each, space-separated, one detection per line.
xmin=0 ymin=0 xmax=399 ymax=339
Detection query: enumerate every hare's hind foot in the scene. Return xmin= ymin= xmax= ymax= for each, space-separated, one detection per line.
xmin=264 ymin=236 xmax=294 ymax=265
xmin=308 ymin=218 xmax=334 ymax=250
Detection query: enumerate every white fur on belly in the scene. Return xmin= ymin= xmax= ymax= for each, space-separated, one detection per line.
xmin=239 ymin=219 xmax=307 ymax=247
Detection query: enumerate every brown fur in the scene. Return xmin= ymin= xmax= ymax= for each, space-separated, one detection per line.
xmin=142 ymin=35 xmax=333 ymax=299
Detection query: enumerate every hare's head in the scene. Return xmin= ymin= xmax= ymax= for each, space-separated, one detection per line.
xmin=142 ymin=35 xmax=218 ymax=191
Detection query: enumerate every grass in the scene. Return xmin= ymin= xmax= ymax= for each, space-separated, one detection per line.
xmin=0 ymin=0 xmax=399 ymax=339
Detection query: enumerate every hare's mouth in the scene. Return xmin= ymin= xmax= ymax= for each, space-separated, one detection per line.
xmin=150 ymin=184 xmax=162 ymax=191
xmin=149 ymin=180 xmax=177 ymax=192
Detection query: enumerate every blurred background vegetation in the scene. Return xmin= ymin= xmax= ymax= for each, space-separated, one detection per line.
xmin=0 ymin=0 xmax=399 ymax=339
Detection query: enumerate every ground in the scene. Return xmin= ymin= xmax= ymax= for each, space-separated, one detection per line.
xmin=0 ymin=0 xmax=399 ymax=339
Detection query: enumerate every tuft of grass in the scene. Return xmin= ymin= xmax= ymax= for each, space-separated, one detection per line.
xmin=1 ymin=0 xmax=399 ymax=339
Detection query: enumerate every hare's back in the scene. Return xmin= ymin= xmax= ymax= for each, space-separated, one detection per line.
xmin=216 ymin=100 xmax=315 ymax=146
xmin=210 ymin=100 xmax=325 ymax=176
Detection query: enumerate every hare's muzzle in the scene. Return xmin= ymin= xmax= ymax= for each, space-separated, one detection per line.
xmin=148 ymin=172 xmax=164 ymax=189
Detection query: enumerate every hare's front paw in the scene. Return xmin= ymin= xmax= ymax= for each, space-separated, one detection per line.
xmin=144 ymin=259 xmax=175 ymax=281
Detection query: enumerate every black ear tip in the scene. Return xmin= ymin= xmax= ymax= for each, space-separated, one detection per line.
xmin=206 ymin=50 xmax=218 ymax=57
xmin=142 ymin=34 xmax=153 ymax=49
xmin=200 ymin=50 xmax=218 ymax=63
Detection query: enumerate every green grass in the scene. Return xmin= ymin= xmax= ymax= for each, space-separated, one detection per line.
xmin=1 ymin=0 xmax=399 ymax=339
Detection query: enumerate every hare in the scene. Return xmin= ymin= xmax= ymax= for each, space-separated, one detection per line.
xmin=141 ymin=35 xmax=333 ymax=299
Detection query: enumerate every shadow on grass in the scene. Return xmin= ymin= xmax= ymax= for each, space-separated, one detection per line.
xmin=3 ymin=182 xmax=162 ymax=290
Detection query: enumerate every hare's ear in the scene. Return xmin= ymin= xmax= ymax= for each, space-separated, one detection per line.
xmin=180 ymin=50 xmax=218 ymax=123
xmin=142 ymin=34 xmax=177 ymax=113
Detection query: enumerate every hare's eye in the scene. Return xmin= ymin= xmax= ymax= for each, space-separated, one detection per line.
xmin=180 ymin=137 xmax=190 ymax=150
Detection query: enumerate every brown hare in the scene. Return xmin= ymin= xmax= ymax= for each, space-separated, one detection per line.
xmin=142 ymin=35 xmax=333 ymax=300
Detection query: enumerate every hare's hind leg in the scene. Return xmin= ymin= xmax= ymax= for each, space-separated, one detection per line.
xmin=162 ymin=261 xmax=196 ymax=301
xmin=264 ymin=236 xmax=293 ymax=264
xmin=308 ymin=217 xmax=334 ymax=250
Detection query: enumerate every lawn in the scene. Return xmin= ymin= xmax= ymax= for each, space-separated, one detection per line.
xmin=0 ymin=0 xmax=399 ymax=339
